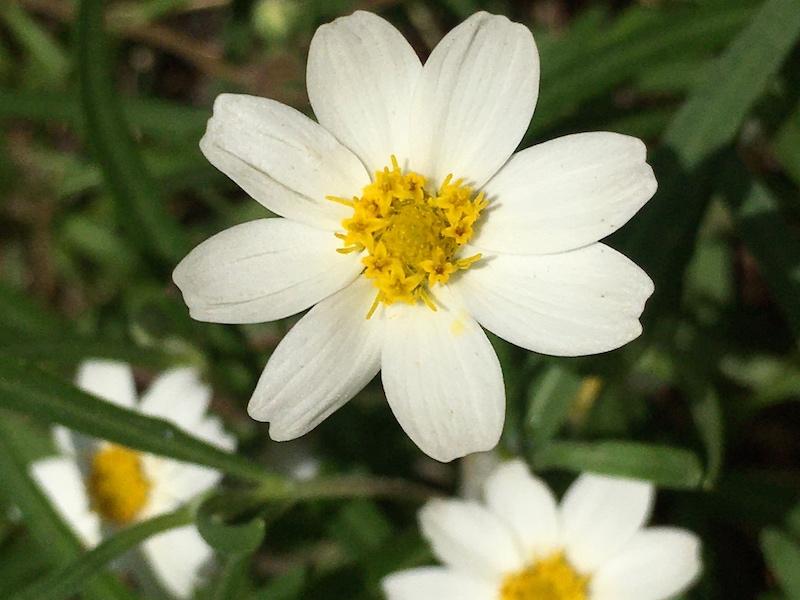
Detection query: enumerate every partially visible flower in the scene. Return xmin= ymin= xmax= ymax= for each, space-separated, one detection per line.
xmin=30 ymin=360 xmax=236 ymax=598
xmin=383 ymin=460 xmax=701 ymax=600
xmin=174 ymin=10 xmax=656 ymax=463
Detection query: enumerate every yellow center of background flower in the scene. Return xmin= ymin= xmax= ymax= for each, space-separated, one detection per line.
xmin=500 ymin=552 xmax=588 ymax=600
xmin=331 ymin=156 xmax=485 ymax=316
xmin=88 ymin=444 xmax=151 ymax=525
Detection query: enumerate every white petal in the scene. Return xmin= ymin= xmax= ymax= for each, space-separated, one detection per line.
xmin=483 ymin=459 xmax=560 ymax=560
xmin=474 ymin=132 xmax=657 ymax=254
xmin=419 ymin=499 xmax=524 ymax=579
xmin=592 ymin=528 xmax=702 ymax=600
xmin=409 ymin=12 xmax=539 ymax=189
xmin=382 ymin=567 xmax=496 ymax=600
xmin=560 ymin=474 xmax=654 ymax=573
xmin=200 ymin=93 xmax=368 ymax=230
xmin=193 ymin=415 xmax=237 ymax=452
xmin=76 ymin=360 xmax=136 ymax=408
xmin=454 ymin=243 xmax=654 ymax=357
xmin=248 ymin=277 xmax=383 ymax=440
xmin=173 ymin=218 xmax=362 ymax=324
xmin=30 ymin=457 xmax=102 ymax=547
xmin=381 ymin=289 xmax=504 ymax=462
xmin=307 ymin=11 xmax=422 ymax=173
xmin=53 ymin=425 xmax=94 ymax=461
xmin=139 ymin=367 xmax=211 ymax=430
xmin=142 ymin=525 xmax=213 ymax=598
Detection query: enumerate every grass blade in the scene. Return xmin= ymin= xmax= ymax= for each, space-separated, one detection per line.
xmin=0 ymin=358 xmax=279 ymax=485
xmin=77 ymin=0 xmax=188 ymax=264
xmin=0 ymin=417 xmax=134 ymax=600
xmin=9 ymin=506 xmax=194 ymax=600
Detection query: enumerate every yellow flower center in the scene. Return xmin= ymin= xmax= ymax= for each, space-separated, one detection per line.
xmin=330 ymin=156 xmax=486 ymax=316
xmin=87 ymin=444 xmax=151 ymax=525
xmin=500 ymin=552 xmax=589 ymax=600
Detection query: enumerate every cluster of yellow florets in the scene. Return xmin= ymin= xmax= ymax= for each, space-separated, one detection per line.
xmin=330 ymin=156 xmax=486 ymax=316
xmin=500 ymin=552 xmax=588 ymax=600
xmin=88 ymin=444 xmax=151 ymax=525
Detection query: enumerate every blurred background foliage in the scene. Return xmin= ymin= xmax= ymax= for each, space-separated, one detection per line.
xmin=0 ymin=0 xmax=799 ymax=598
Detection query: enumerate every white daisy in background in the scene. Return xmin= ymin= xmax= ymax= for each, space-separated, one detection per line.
xmin=383 ymin=460 xmax=701 ymax=600
xmin=30 ymin=360 xmax=236 ymax=598
xmin=173 ymin=11 xmax=657 ymax=462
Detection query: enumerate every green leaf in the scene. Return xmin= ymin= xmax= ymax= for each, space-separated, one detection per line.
xmin=0 ymin=4 xmax=69 ymax=85
xmin=0 ymin=358 xmax=280 ymax=485
xmin=689 ymin=386 xmax=725 ymax=489
xmin=0 ymin=418 xmax=133 ymax=600
xmin=10 ymin=506 xmax=194 ymax=600
xmin=250 ymin=567 xmax=306 ymax=600
xmin=196 ymin=493 xmax=267 ymax=555
xmin=0 ymin=90 xmax=207 ymax=141
xmin=525 ymin=365 xmax=584 ymax=446
xmin=619 ymin=0 xmax=800 ymax=309
xmin=77 ymin=0 xmax=188 ymax=264
xmin=531 ymin=440 xmax=704 ymax=489
xmin=532 ymin=1 xmax=755 ymax=136
xmin=761 ymin=528 xmax=800 ymax=597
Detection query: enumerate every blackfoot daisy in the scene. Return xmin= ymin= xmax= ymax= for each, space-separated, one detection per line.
xmin=30 ymin=360 xmax=235 ymax=598
xmin=383 ymin=460 xmax=701 ymax=600
xmin=174 ymin=11 xmax=657 ymax=462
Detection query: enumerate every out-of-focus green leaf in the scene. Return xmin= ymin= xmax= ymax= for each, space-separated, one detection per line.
xmin=328 ymin=500 xmax=392 ymax=560
xmin=250 ymin=567 xmax=306 ymax=600
xmin=532 ymin=2 xmax=755 ymax=136
xmin=761 ymin=528 xmax=800 ymax=597
xmin=620 ymin=0 xmax=800 ymax=309
xmin=525 ymin=365 xmax=583 ymax=446
xmin=77 ymin=0 xmax=188 ymax=264
xmin=0 ymin=4 xmax=69 ymax=85
xmin=725 ymin=179 xmax=800 ymax=338
xmin=690 ymin=386 xmax=725 ymax=489
xmin=0 ymin=90 xmax=207 ymax=140
xmin=0 ymin=419 xmax=133 ymax=600
xmin=196 ymin=492 xmax=267 ymax=555
xmin=0 ymin=358 xmax=281 ymax=485
xmin=531 ymin=440 xmax=704 ymax=489
xmin=0 ymin=283 xmax=65 ymax=338
xmin=10 ymin=506 xmax=194 ymax=600
xmin=775 ymin=106 xmax=800 ymax=186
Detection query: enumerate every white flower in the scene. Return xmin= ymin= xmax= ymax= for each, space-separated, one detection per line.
xmin=173 ymin=11 xmax=657 ymax=462
xmin=383 ymin=460 xmax=701 ymax=600
xmin=30 ymin=360 xmax=236 ymax=598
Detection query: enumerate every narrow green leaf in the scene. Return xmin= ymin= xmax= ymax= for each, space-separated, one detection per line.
xmin=0 ymin=418 xmax=133 ymax=600
xmin=531 ymin=440 xmax=704 ymax=489
xmin=77 ymin=0 xmax=188 ymax=264
xmin=690 ymin=386 xmax=725 ymax=489
xmin=619 ymin=0 xmax=800 ymax=308
xmin=532 ymin=2 xmax=755 ymax=136
xmin=10 ymin=506 xmax=194 ymax=600
xmin=0 ymin=4 xmax=69 ymax=84
xmin=761 ymin=528 xmax=800 ymax=597
xmin=525 ymin=365 xmax=583 ymax=445
xmin=0 ymin=358 xmax=280 ymax=485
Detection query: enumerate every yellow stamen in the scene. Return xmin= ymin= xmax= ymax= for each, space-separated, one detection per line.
xmin=500 ymin=552 xmax=588 ymax=600
xmin=88 ymin=445 xmax=151 ymax=525
xmin=331 ymin=155 xmax=487 ymax=315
